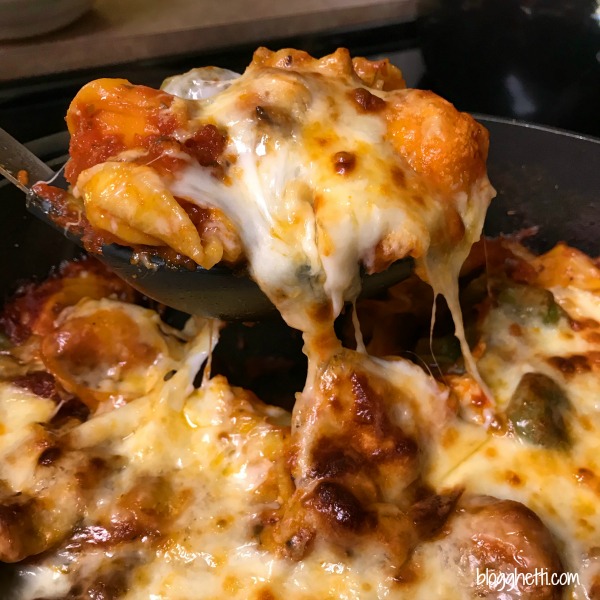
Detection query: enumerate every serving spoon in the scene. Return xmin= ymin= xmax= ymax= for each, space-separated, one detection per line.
xmin=0 ymin=127 xmax=413 ymax=320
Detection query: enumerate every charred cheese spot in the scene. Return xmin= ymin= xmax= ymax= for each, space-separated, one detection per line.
xmin=332 ymin=151 xmax=356 ymax=175
xmin=11 ymin=372 xmax=58 ymax=400
xmin=505 ymin=470 xmax=524 ymax=487
xmin=308 ymin=441 xmax=361 ymax=479
xmin=37 ymin=446 xmax=62 ymax=466
xmin=350 ymin=87 xmax=387 ymax=112
xmin=548 ymin=354 xmax=598 ymax=376
xmin=307 ymin=481 xmax=369 ymax=532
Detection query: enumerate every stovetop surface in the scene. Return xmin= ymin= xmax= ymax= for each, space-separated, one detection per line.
xmin=1 ymin=10 xmax=599 ymax=144
xmin=0 ymin=22 xmax=418 ymax=143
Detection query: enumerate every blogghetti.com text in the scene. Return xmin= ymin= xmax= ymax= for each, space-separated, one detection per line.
xmin=476 ymin=568 xmax=580 ymax=591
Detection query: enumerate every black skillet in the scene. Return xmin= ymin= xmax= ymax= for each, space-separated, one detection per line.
xmin=0 ymin=116 xmax=599 ymax=596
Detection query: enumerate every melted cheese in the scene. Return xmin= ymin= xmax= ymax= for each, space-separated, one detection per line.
xmin=69 ymin=48 xmax=493 ymax=337
xmin=171 ymin=78 xmax=417 ymax=327
xmin=418 ymin=178 xmax=494 ymax=411
xmin=14 ymin=49 xmax=594 ymax=600
xmin=0 ymin=385 xmax=55 ymax=490
xmin=169 ymin=66 xmax=492 ymax=334
xmin=1 ymin=243 xmax=599 ymax=598
xmin=38 ymin=297 xmax=193 ymax=410
xmin=2 ymin=304 xmax=441 ymax=600
xmin=423 ymin=269 xmax=600 ymax=598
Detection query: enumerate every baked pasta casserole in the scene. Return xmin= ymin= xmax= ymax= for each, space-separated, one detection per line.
xmin=0 ymin=48 xmax=596 ymax=599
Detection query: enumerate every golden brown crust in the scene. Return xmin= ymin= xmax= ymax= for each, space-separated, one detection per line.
xmin=40 ymin=308 xmax=159 ymax=410
xmin=385 ymin=89 xmax=490 ymax=195
xmin=271 ymin=349 xmax=437 ymax=563
xmin=249 ymin=47 xmax=357 ymax=80
xmin=250 ymin=48 xmax=406 ymax=92
xmin=352 ymin=56 xmax=406 ymax=91
xmin=530 ymin=242 xmax=600 ymax=292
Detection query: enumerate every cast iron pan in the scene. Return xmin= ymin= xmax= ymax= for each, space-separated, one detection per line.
xmin=0 ymin=117 xmax=598 ymax=596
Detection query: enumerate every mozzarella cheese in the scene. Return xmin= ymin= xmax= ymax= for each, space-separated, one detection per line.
xmin=4 ymin=48 xmax=596 ymax=600
xmin=64 ymin=48 xmax=493 ymax=337
xmin=0 ymin=240 xmax=598 ymax=598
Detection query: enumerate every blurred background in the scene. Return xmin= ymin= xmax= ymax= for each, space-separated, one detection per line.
xmin=0 ymin=0 xmax=598 ymax=144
